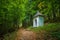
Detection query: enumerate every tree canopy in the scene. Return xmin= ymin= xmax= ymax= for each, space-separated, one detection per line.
xmin=0 ymin=0 xmax=60 ymax=35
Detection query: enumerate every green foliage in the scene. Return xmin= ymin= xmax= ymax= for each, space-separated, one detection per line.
xmin=0 ymin=0 xmax=29 ymax=35
xmin=0 ymin=0 xmax=60 ymax=36
xmin=3 ymin=31 xmax=16 ymax=40
xmin=37 ymin=0 xmax=60 ymax=21
xmin=27 ymin=23 xmax=60 ymax=40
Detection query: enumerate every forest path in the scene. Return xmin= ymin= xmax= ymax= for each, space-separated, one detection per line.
xmin=15 ymin=28 xmax=36 ymax=40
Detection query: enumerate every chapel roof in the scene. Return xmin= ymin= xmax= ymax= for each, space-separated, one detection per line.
xmin=34 ymin=11 xmax=44 ymax=17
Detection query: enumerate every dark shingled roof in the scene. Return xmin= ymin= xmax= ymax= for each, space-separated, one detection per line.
xmin=34 ymin=11 xmax=44 ymax=17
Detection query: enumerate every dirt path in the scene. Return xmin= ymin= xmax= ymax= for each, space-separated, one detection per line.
xmin=15 ymin=28 xmax=36 ymax=40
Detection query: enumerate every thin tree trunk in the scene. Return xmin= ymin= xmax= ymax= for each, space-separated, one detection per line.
xmin=52 ymin=3 xmax=56 ymax=21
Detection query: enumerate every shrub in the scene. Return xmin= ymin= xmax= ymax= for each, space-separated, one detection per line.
xmin=28 ymin=23 xmax=60 ymax=40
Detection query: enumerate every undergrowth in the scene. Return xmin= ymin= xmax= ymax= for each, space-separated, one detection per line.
xmin=27 ymin=23 xmax=60 ymax=40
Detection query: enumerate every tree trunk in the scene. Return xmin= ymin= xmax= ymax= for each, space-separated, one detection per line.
xmin=52 ymin=3 xmax=56 ymax=21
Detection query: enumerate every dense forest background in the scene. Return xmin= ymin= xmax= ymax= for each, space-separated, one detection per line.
xmin=0 ymin=0 xmax=60 ymax=37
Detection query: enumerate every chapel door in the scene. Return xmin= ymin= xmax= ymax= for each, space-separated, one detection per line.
xmin=35 ymin=19 xmax=37 ymax=27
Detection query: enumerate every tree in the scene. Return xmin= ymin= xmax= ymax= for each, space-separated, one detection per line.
xmin=0 ymin=0 xmax=29 ymax=35
xmin=38 ymin=0 xmax=60 ymax=22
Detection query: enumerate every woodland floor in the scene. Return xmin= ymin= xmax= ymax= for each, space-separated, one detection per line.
xmin=15 ymin=28 xmax=36 ymax=40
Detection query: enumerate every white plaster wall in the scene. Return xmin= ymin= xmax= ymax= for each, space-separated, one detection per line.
xmin=39 ymin=17 xmax=44 ymax=26
xmin=33 ymin=16 xmax=44 ymax=27
xmin=33 ymin=19 xmax=35 ymax=27
xmin=36 ymin=16 xmax=40 ymax=27
xmin=33 ymin=16 xmax=40 ymax=27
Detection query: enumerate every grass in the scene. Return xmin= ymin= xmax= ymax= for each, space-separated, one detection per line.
xmin=3 ymin=23 xmax=60 ymax=40
xmin=27 ymin=23 xmax=60 ymax=40
xmin=3 ymin=31 xmax=17 ymax=40
xmin=27 ymin=23 xmax=60 ymax=32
